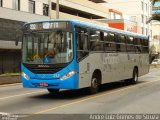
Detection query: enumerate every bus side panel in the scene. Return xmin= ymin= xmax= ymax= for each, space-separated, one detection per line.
xmin=138 ymin=54 xmax=150 ymax=76
xmin=78 ymin=56 xmax=91 ymax=88
xmin=102 ymin=53 xmax=116 ymax=83
xmin=79 ymin=53 xmax=118 ymax=88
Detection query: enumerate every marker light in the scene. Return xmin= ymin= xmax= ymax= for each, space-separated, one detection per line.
xmin=60 ymin=71 xmax=76 ymax=80
xmin=22 ymin=72 xmax=30 ymax=80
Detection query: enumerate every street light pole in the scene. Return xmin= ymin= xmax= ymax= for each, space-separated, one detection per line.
xmin=56 ymin=0 xmax=59 ymax=19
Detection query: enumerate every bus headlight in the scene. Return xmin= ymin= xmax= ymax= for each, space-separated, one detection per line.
xmin=22 ymin=72 xmax=30 ymax=80
xmin=60 ymin=71 xmax=76 ymax=80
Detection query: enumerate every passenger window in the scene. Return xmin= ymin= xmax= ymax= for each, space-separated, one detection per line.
xmin=134 ymin=38 xmax=141 ymax=45
xmin=134 ymin=37 xmax=142 ymax=53
xmin=104 ymin=32 xmax=108 ymax=42
xmin=90 ymin=30 xmax=104 ymax=51
xmin=126 ymin=36 xmax=133 ymax=44
xmin=116 ymin=34 xmax=126 ymax=52
xmin=76 ymin=27 xmax=89 ymax=61
xmin=107 ymin=33 xmax=115 ymax=42
xmin=104 ymin=32 xmax=116 ymax=52
xmin=126 ymin=36 xmax=135 ymax=53
xmin=105 ymin=43 xmax=116 ymax=52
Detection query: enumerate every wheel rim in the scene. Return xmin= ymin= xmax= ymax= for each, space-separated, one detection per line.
xmin=91 ymin=78 xmax=98 ymax=89
xmin=134 ymin=72 xmax=138 ymax=82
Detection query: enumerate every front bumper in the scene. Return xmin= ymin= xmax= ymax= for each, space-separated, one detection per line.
xmin=22 ymin=74 xmax=78 ymax=89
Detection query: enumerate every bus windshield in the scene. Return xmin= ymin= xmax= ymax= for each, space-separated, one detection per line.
xmin=22 ymin=31 xmax=73 ymax=64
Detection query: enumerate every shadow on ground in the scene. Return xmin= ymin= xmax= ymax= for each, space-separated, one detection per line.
xmin=29 ymin=81 xmax=145 ymax=100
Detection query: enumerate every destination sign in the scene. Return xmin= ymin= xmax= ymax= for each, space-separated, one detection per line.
xmin=24 ymin=21 xmax=71 ymax=31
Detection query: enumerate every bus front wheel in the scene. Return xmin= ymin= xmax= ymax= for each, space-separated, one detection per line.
xmin=89 ymin=75 xmax=99 ymax=94
xmin=47 ymin=89 xmax=60 ymax=94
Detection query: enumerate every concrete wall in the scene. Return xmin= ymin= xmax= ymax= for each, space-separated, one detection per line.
xmin=0 ymin=75 xmax=21 ymax=85
xmin=0 ymin=7 xmax=49 ymax=22
xmin=51 ymin=11 xmax=108 ymax=26
xmin=51 ymin=0 xmax=109 ymax=18
xmin=3 ymin=0 xmax=13 ymax=9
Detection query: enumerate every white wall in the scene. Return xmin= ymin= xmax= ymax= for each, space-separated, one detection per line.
xmin=20 ymin=0 xmax=28 ymax=12
xmin=3 ymin=0 xmax=13 ymax=9
xmin=35 ymin=1 xmax=43 ymax=15
xmin=35 ymin=0 xmax=49 ymax=15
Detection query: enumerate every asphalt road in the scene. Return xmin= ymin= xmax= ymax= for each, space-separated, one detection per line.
xmin=0 ymin=68 xmax=160 ymax=120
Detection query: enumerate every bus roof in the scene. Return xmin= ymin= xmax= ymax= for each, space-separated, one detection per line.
xmin=26 ymin=19 xmax=148 ymax=39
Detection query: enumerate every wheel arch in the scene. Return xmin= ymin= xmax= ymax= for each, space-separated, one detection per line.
xmin=92 ymin=69 xmax=102 ymax=85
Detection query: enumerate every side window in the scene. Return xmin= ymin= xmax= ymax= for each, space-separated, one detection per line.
xmin=134 ymin=37 xmax=142 ymax=53
xmin=141 ymin=38 xmax=149 ymax=53
xmin=116 ymin=34 xmax=126 ymax=52
xmin=90 ymin=30 xmax=104 ymax=51
xmin=126 ymin=36 xmax=135 ymax=53
xmin=104 ymin=32 xmax=116 ymax=52
xmin=107 ymin=33 xmax=115 ymax=42
xmin=120 ymin=35 xmax=126 ymax=52
xmin=76 ymin=26 xmax=89 ymax=61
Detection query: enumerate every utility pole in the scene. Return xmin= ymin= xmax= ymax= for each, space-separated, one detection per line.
xmin=56 ymin=0 xmax=59 ymax=19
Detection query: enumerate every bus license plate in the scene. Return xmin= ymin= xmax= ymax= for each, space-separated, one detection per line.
xmin=40 ymin=82 xmax=48 ymax=87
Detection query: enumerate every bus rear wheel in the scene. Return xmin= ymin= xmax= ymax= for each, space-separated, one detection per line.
xmin=131 ymin=68 xmax=138 ymax=84
xmin=47 ymin=89 xmax=60 ymax=94
xmin=126 ymin=68 xmax=138 ymax=84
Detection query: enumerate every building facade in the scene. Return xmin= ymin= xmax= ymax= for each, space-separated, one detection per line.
xmin=50 ymin=0 xmax=109 ymax=25
xmin=0 ymin=0 xmax=109 ymax=74
xmin=106 ymin=9 xmax=138 ymax=33
xmin=102 ymin=0 xmax=152 ymax=36
xmin=150 ymin=21 xmax=160 ymax=59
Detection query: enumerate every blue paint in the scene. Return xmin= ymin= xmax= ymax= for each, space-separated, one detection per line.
xmin=21 ymin=59 xmax=79 ymax=89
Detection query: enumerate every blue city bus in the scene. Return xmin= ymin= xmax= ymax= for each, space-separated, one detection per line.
xmin=17 ymin=19 xmax=149 ymax=94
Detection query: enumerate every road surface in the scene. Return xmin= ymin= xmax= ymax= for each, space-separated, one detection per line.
xmin=0 ymin=68 xmax=160 ymax=120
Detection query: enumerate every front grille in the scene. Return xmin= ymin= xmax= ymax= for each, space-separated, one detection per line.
xmin=30 ymin=68 xmax=61 ymax=74
xmin=23 ymin=63 xmax=68 ymax=74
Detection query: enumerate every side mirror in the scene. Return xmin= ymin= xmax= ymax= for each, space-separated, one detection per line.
xmin=15 ymin=29 xmax=23 ymax=46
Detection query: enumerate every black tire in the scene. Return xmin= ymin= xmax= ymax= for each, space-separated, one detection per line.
xmin=130 ymin=68 xmax=138 ymax=84
xmin=125 ymin=68 xmax=138 ymax=84
xmin=89 ymin=74 xmax=99 ymax=94
xmin=47 ymin=89 xmax=60 ymax=94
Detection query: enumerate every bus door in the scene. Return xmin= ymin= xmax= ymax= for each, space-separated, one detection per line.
xmin=76 ymin=27 xmax=90 ymax=88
